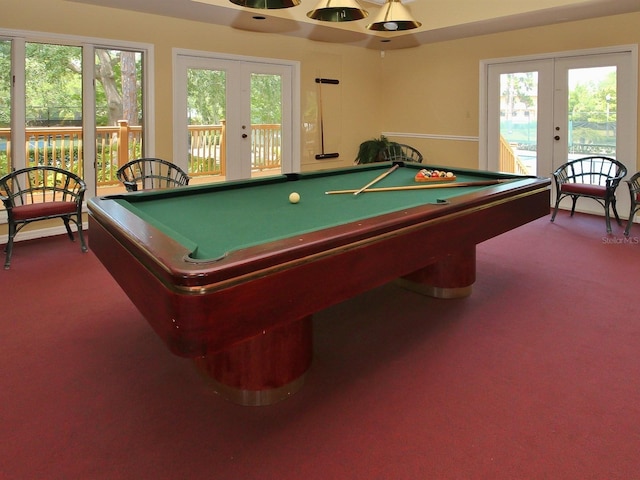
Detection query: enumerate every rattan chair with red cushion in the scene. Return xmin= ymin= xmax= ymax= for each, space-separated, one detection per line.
xmin=0 ymin=166 xmax=87 ymax=269
xmin=624 ymin=171 xmax=640 ymax=237
xmin=116 ymin=158 xmax=190 ymax=192
xmin=550 ymin=156 xmax=627 ymax=233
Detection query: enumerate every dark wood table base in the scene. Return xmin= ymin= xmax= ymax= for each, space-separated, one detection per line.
xmin=193 ymin=250 xmax=475 ymax=405
xmin=193 ymin=316 xmax=313 ymax=406
xmin=396 ymin=248 xmax=476 ymax=299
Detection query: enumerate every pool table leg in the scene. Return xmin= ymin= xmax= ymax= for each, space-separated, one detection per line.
xmin=396 ymin=247 xmax=476 ymax=299
xmin=193 ymin=316 xmax=313 ymax=406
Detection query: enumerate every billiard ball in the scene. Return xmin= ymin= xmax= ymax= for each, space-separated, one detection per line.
xmin=289 ymin=192 xmax=300 ymax=204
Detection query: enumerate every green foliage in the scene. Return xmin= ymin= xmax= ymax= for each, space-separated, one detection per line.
xmin=187 ymin=69 xmax=226 ymax=125
xmin=27 ymin=145 xmax=80 ymax=172
xmin=251 ymin=73 xmax=281 ymax=124
xmin=569 ymin=71 xmax=616 ymax=123
xmin=0 ymin=151 xmax=9 ymax=177
xmin=501 ymin=70 xmax=617 ymax=154
xmin=355 ymin=135 xmax=399 ymax=164
xmin=25 ymin=43 xmax=83 ymax=125
xmin=0 ymin=40 xmax=11 ymax=127
xmin=187 ymin=69 xmax=283 ymax=126
xmin=0 ymin=42 xmax=142 ymax=128
xmin=501 ymin=72 xmax=536 ymax=113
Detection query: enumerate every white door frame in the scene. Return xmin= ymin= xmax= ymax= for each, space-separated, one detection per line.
xmin=553 ymin=52 xmax=634 ymax=171
xmin=485 ymin=59 xmax=554 ymax=177
xmin=173 ymin=49 xmax=300 ymax=180
xmin=479 ymin=45 xmax=638 ymax=176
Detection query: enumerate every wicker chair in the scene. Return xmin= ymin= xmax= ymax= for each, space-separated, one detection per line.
xmin=116 ymin=158 xmax=190 ymax=192
xmin=383 ymin=144 xmax=424 ymax=163
xmin=624 ymin=171 xmax=640 ymax=237
xmin=0 ymin=166 xmax=87 ymax=269
xmin=550 ymin=156 xmax=627 ymax=233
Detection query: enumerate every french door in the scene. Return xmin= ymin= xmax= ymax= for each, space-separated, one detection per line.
xmin=174 ymin=52 xmax=299 ymax=182
xmin=0 ymin=33 xmax=152 ymax=198
xmin=483 ymin=48 xmax=638 ymax=217
xmin=486 ymin=59 xmax=554 ymax=177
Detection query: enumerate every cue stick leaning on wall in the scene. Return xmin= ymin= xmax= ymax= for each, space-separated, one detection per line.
xmin=326 ymin=179 xmax=514 ymax=195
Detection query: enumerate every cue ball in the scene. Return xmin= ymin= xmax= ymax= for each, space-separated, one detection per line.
xmin=289 ymin=192 xmax=300 ymax=204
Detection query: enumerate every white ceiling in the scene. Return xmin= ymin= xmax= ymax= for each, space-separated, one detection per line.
xmin=66 ymin=0 xmax=640 ymax=49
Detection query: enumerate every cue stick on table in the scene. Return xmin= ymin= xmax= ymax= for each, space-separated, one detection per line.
xmin=326 ymin=179 xmax=513 ymax=195
xmin=353 ymin=163 xmax=401 ymax=196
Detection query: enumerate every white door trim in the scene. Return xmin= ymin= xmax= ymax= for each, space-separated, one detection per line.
xmin=479 ymin=45 xmax=638 ymax=172
xmin=173 ymin=48 xmax=300 ymax=178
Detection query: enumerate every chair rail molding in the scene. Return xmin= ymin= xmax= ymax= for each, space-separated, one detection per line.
xmin=382 ymin=132 xmax=479 ymax=142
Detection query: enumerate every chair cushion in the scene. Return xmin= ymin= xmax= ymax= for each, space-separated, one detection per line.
xmin=561 ymin=183 xmax=607 ymax=198
xmin=11 ymin=201 xmax=78 ymax=221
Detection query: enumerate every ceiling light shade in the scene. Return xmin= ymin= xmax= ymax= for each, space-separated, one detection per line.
xmin=307 ymin=0 xmax=368 ymax=22
xmin=366 ymin=0 xmax=421 ymax=31
xmin=230 ymin=0 xmax=300 ymax=9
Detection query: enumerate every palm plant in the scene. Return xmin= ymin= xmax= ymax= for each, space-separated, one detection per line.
xmin=354 ymin=135 xmax=400 ymax=164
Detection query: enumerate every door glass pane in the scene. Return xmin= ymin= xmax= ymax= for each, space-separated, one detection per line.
xmin=25 ymin=43 xmax=82 ymax=177
xmin=567 ymin=66 xmax=616 ymax=159
xmin=177 ymin=56 xmax=293 ymax=182
xmin=250 ymin=73 xmax=282 ymax=179
xmin=499 ymin=71 xmax=538 ymax=175
xmin=0 ymin=40 xmax=10 ymax=177
xmin=95 ymin=48 xmax=144 ymax=195
xmin=187 ymin=67 xmax=226 ymax=183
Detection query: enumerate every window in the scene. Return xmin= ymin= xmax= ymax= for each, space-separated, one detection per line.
xmin=0 ymin=29 xmax=153 ymax=198
xmin=0 ymin=39 xmax=11 ymax=177
xmin=173 ymin=50 xmax=299 ymax=182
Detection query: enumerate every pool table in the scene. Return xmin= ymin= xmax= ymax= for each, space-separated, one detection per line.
xmin=88 ymin=162 xmax=550 ymax=405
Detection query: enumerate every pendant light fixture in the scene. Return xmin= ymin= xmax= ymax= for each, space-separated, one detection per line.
xmin=366 ymin=0 xmax=421 ymax=31
xmin=307 ymin=0 xmax=368 ymax=22
xmin=230 ymin=0 xmax=300 ymax=9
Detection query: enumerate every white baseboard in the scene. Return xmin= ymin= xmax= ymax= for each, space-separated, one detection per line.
xmin=0 ymin=222 xmax=88 ymax=245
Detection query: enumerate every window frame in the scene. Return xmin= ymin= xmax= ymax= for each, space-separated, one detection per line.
xmin=0 ymin=28 xmax=154 ymax=200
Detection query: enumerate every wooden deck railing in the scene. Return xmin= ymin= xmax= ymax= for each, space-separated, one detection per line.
xmin=250 ymin=124 xmax=282 ymax=171
xmin=189 ymin=121 xmax=226 ymax=177
xmin=96 ymin=121 xmax=143 ymax=185
xmin=0 ymin=121 xmax=282 ymax=184
xmin=499 ymin=135 xmax=531 ymax=175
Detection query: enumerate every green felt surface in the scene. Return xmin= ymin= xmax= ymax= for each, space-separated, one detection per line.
xmin=115 ymin=165 xmax=504 ymax=260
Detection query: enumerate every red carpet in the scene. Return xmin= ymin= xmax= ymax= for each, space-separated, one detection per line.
xmin=1 ymin=211 xmax=639 ymax=479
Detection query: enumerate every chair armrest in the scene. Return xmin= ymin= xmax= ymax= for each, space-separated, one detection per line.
xmin=606 ymin=172 xmax=627 ymax=190
xmin=122 ymin=180 xmax=139 ymax=192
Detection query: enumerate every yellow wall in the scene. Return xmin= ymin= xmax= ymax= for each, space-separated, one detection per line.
xmin=1 ymin=2 xmax=639 ymax=239
xmin=3 ymin=0 xmax=382 ymax=170
xmin=379 ymin=12 xmax=640 ymax=171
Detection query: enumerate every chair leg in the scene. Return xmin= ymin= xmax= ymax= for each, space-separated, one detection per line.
xmin=76 ymin=218 xmax=88 ymax=253
xmin=63 ymin=217 xmax=75 ymax=241
xmin=570 ymin=196 xmax=578 ymax=217
xmin=626 ymin=205 xmax=637 ymax=237
xmin=64 ymin=216 xmax=88 ymax=253
xmin=611 ymin=198 xmax=622 ymax=226
xmin=604 ymin=198 xmax=613 ymax=234
xmin=605 ymin=211 xmax=612 ymax=234
xmin=550 ymin=196 xmax=562 ymax=223
xmin=4 ymin=243 xmax=11 ymax=269
xmin=4 ymin=223 xmax=16 ymax=270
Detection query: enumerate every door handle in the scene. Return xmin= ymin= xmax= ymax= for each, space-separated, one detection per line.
xmin=242 ymin=134 xmax=248 ymax=138
xmin=554 ymin=135 xmax=560 ymax=141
